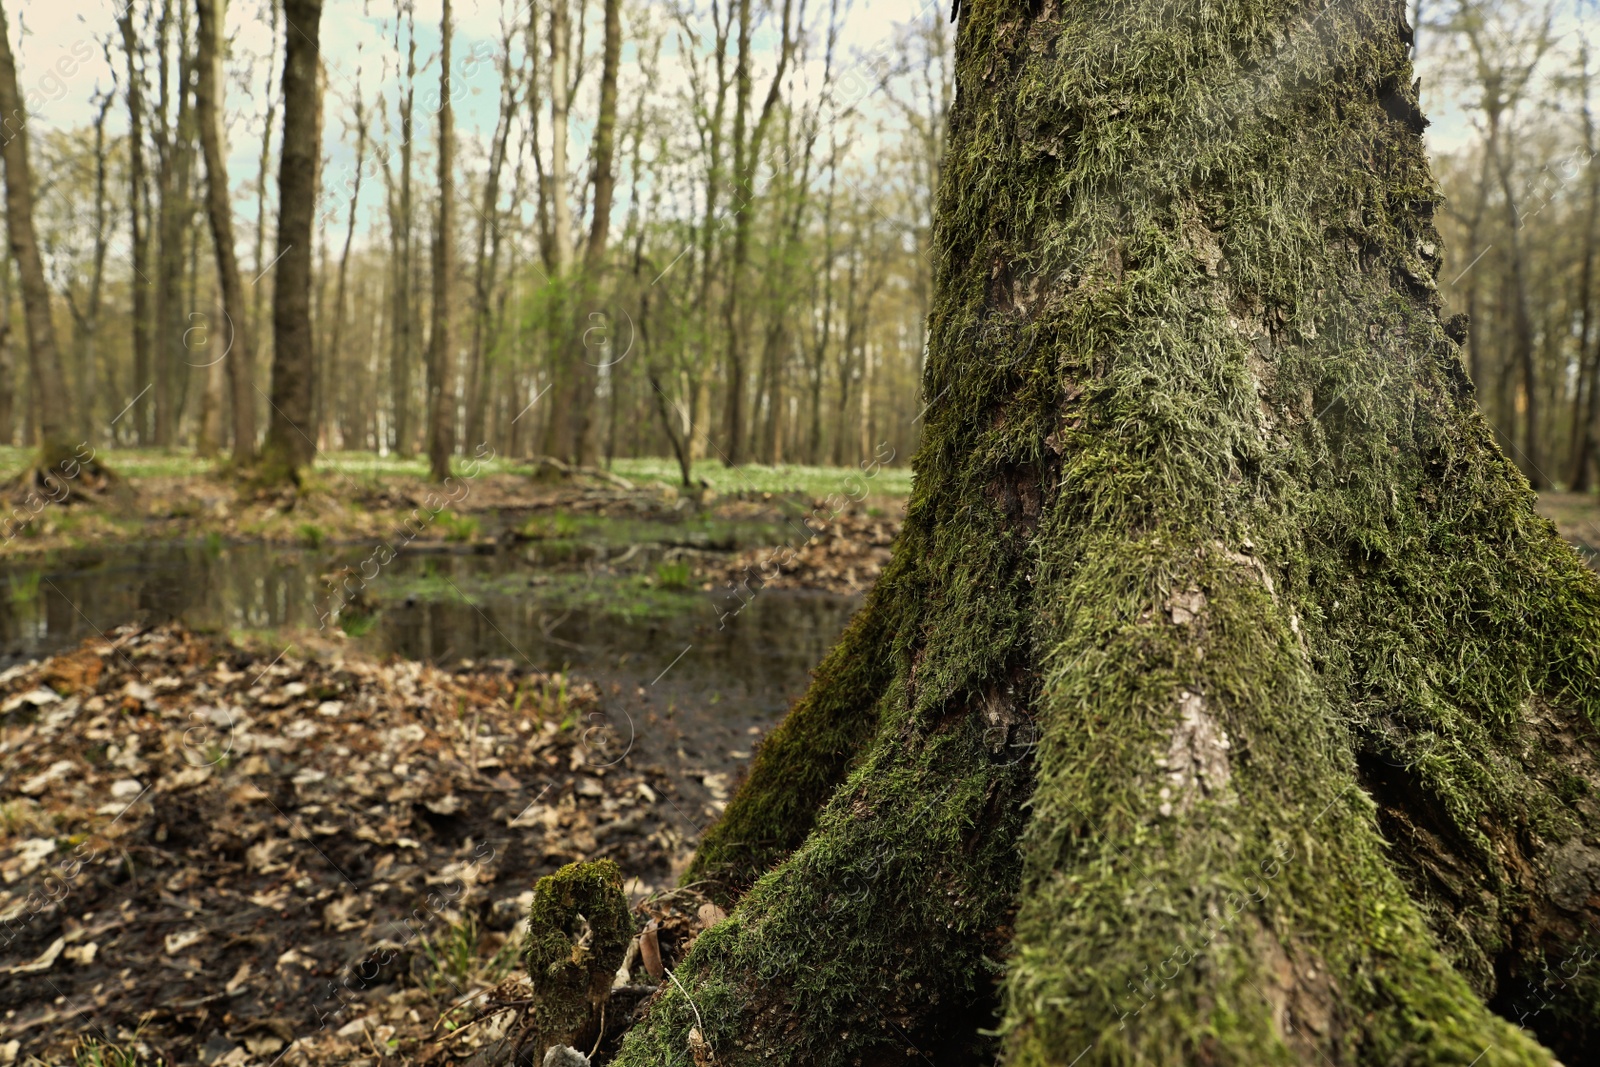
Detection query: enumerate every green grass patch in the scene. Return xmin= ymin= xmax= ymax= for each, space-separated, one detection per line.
xmin=610 ymin=456 xmax=913 ymax=498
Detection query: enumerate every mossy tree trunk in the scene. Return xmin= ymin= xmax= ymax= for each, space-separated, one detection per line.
xmin=610 ymin=0 xmax=1600 ymax=1064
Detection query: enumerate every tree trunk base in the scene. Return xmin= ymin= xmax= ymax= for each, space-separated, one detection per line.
xmin=529 ymin=455 xmax=636 ymax=491
xmin=6 ymin=446 xmax=114 ymax=504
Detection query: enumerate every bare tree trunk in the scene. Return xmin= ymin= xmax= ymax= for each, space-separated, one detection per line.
xmin=197 ymin=291 xmax=225 ymax=456
xmin=561 ymin=0 xmax=623 ymax=466
xmin=721 ymin=0 xmax=795 ymax=465
xmin=65 ymin=90 xmax=113 ymax=446
xmin=312 ymin=181 xmax=329 ymax=449
xmin=585 ymin=0 xmax=622 ymax=276
xmin=540 ymin=0 xmax=575 ymax=461
xmin=0 ymin=0 xmax=77 ymax=470
xmin=260 ymin=0 xmax=322 ymax=483
xmin=195 ymin=0 xmax=258 ymax=466
xmin=327 ymin=95 xmax=366 ymax=451
xmin=1568 ymin=50 xmax=1600 ymax=491
xmin=548 ymin=0 xmax=573 ymax=275
xmin=809 ymin=158 xmax=836 ymax=465
xmin=0 ymin=246 xmax=12 ymax=444
xmin=388 ymin=3 xmax=417 ymax=457
xmin=153 ymin=0 xmax=199 ymax=448
xmin=465 ymin=29 xmax=517 ymax=453
xmin=119 ymin=6 xmax=155 ymax=445
xmin=252 ymin=0 xmax=279 ymax=368
xmin=1500 ymin=166 xmax=1543 ymax=485
xmin=424 ymin=0 xmax=456 ymax=482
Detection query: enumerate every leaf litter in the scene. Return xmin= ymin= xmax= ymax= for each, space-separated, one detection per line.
xmin=0 ymin=624 xmax=717 ymax=1066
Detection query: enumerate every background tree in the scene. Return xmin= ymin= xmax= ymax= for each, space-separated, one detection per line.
xmin=424 ymin=0 xmax=456 ymax=482
xmin=0 ymin=0 xmax=81 ymax=479
xmin=194 ymin=0 xmax=258 ymax=466
xmin=260 ymin=0 xmax=322 ymax=483
xmin=118 ymin=3 xmax=155 ymax=446
xmin=151 ymin=0 xmax=199 ymax=448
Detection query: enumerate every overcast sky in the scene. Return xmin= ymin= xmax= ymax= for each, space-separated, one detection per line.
xmin=9 ymin=0 xmax=1594 ymax=242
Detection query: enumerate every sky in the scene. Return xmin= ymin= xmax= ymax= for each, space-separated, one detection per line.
xmin=10 ymin=0 xmax=944 ymax=249
xmin=11 ymin=0 xmax=932 ymax=160
xmin=8 ymin=0 xmax=1598 ymax=243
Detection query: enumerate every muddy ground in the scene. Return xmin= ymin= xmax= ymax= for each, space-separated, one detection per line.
xmin=0 ymin=626 xmax=726 ymax=1067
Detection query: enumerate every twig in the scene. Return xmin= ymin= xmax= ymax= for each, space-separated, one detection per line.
xmin=665 ymin=966 xmax=707 ymax=1041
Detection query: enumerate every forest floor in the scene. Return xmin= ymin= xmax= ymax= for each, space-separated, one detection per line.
xmin=0 ymin=624 xmax=728 ymax=1067
xmin=0 ymin=451 xmax=910 ymax=1067
xmin=0 ymin=448 xmax=907 ymax=597
xmin=8 ymin=457 xmax=1600 ymax=1066
xmin=0 ymin=449 xmax=908 ymax=559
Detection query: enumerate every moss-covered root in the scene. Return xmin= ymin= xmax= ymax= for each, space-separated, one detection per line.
xmin=1002 ymin=541 xmax=1559 ymax=1066
xmin=7 ymin=439 xmax=113 ymax=501
xmin=524 ymin=860 xmax=634 ymax=1052
xmin=615 ymin=675 xmax=1033 ymax=1065
xmin=685 ymin=574 xmax=900 ymax=900
xmin=1328 ymin=494 xmax=1600 ymax=1061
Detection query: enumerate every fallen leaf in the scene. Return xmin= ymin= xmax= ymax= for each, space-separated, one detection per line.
xmin=4 ymin=937 xmax=64 ymax=974
xmin=164 ymin=928 xmax=206 ymax=955
xmin=63 ymin=942 xmax=97 ymax=965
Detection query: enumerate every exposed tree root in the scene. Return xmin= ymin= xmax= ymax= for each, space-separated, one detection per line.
xmin=530 ymin=455 xmax=638 ymax=492
xmin=3 ymin=443 xmax=114 ymax=513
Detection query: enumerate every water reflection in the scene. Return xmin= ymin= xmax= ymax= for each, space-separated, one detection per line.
xmin=0 ymin=544 xmax=855 ymax=712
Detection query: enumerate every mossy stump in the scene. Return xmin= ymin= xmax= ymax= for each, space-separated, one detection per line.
xmin=606 ymin=0 xmax=1600 ymax=1063
xmin=524 ymin=860 xmax=634 ymax=1054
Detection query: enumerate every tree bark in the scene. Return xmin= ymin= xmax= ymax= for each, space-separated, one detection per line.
xmin=0 ymin=0 xmax=76 ymax=470
xmin=604 ymin=1 xmax=1600 ymax=1063
xmin=252 ymin=0 xmax=278 ymax=373
xmin=1567 ymin=49 xmax=1600 ymax=492
xmin=0 ymin=244 xmax=13 ymax=444
xmin=720 ymin=0 xmax=795 ymax=466
xmin=195 ymin=0 xmax=258 ymax=467
xmin=386 ymin=4 xmax=417 ymax=457
xmin=152 ymin=0 xmax=199 ymax=449
xmin=558 ymin=0 xmax=623 ymax=466
xmin=64 ymin=90 xmax=113 ymax=446
xmin=119 ymin=7 xmax=155 ymax=445
xmin=326 ymin=94 xmax=366 ymax=451
xmin=260 ymin=0 xmax=322 ymax=483
xmin=584 ymin=0 xmax=622 ymax=277
xmin=464 ymin=24 xmax=518 ymax=454
xmin=539 ymin=0 xmax=576 ymax=462
xmin=424 ymin=0 xmax=456 ymax=482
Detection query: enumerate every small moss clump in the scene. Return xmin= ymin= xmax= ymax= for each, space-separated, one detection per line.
xmin=523 ymin=860 xmax=634 ymax=1049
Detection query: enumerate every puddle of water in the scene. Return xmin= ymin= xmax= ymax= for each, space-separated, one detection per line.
xmin=1 ymin=540 xmax=858 ymax=822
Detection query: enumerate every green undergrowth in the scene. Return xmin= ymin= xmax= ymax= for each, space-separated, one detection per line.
xmin=0 ymin=446 xmax=912 ymax=499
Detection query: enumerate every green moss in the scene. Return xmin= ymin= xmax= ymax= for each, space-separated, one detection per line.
xmin=523 ymin=859 xmax=634 ymax=1048
xmin=436 ymin=510 xmax=479 ymax=542
xmin=613 ymin=0 xmax=1600 ymax=1061
xmin=684 ymin=576 xmax=900 ymax=897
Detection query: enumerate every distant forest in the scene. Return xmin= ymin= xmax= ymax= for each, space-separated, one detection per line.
xmin=2 ymin=0 xmax=1598 ymax=487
